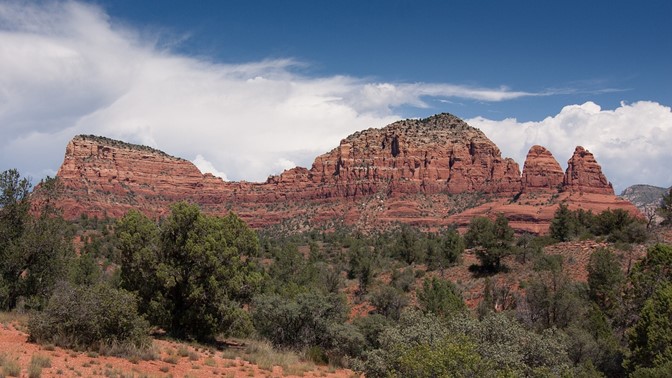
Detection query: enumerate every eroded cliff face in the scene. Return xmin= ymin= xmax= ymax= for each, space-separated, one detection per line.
xmin=563 ymin=146 xmax=614 ymax=195
xmin=305 ymin=114 xmax=522 ymax=197
xmin=48 ymin=114 xmax=638 ymax=233
xmin=521 ymin=145 xmax=564 ymax=192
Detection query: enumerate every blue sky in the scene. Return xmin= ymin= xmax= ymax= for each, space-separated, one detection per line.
xmin=100 ymin=0 xmax=672 ymax=120
xmin=0 ymin=0 xmax=671 ymax=192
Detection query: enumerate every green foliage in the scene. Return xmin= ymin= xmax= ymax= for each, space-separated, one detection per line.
xmin=69 ymin=253 xmax=103 ymax=286
xmin=390 ymin=336 xmax=489 ymax=378
xmin=549 ymin=204 xmax=647 ymax=243
xmin=425 ymin=227 xmax=464 ymax=272
xmin=28 ymin=282 xmax=150 ymax=351
xmin=0 ymin=169 xmax=31 ymax=244
xmin=626 ymin=284 xmax=672 ymax=372
xmin=116 ymin=203 xmax=262 ymax=341
xmin=251 ymin=290 xmax=356 ymax=354
xmin=451 ymin=313 xmax=572 ymax=375
xmin=594 ymin=209 xmax=648 ymax=243
xmin=416 ymin=277 xmax=465 ymax=318
xmin=353 ymin=314 xmax=391 ymax=351
xmin=657 ymin=188 xmax=672 ymax=226
xmin=369 ymin=285 xmax=408 ymax=321
xmin=361 ymin=309 xmax=571 ymax=377
xmin=348 ymin=239 xmax=375 ymax=293
xmin=266 ymin=242 xmax=318 ymax=295
xmin=550 ymin=203 xmax=576 ymax=242
xmin=564 ymin=305 xmax=624 ymax=376
xmin=391 ymin=224 xmax=424 ymax=265
xmin=360 ymin=309 xmax=454 ymax=377
xmin=0 ymin=172 xmax=73 ymax=310
xmin=464 ymin=214 xmax=514 ymax=272
xmin=628 ymin=244 xmax=672 ymax=312
xmin=587 ymin=248 xmax=624 ymax=316
xmin=630 ymin=360 xmax=672 ymax=378
xmin=525 ymin=257 xmax=587 ymax=329
xmin=390 ymin=267 xmax=415 ymax=293
xmin=515 ymin=233 xmax=545 ymax=264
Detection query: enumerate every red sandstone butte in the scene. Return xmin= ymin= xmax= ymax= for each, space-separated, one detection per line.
xmin=563 ymin=146 xmax=614 ymax=195
xmin=521 ymin=145 xmax=564 ymax=192
xmin=45 ymin=114 xmax=639 ymax=233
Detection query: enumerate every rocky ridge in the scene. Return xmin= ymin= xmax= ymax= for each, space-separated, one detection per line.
xmin=48 ymin=114 xmax=639 ymax=233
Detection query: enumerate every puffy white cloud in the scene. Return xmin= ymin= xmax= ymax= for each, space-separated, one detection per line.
xmin=468 ymin=101 xmax=672 ymax=193
xmin=192 ymin=155 xmax=228 ymax=181
xmin=0 ymin=1 xmax=540 ymax=183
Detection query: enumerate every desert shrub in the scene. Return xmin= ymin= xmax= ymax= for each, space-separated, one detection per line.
xmin=416 ymin=277 xmax=465 ymax=318
xmin=28 ymin=282 xmax=149 ymax=352
xmin=251 ymin=290 xmax=353 ymax=351
xmin=353 ymin=314 xmax=391 ymax=351
xmin=628 ymin=243 xmax=672 ymax=310
xmin=450 ymin=312 xmax=572 ymax=375
xmin=368 ymin=285 xmax=408 ymax=321
xmin=390 ymin=267 xmax=415 ymax=292
xmin=359 ymin=309 xmax=493 ymax=377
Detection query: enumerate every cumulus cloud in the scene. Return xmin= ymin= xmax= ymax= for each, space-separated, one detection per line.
xmin=192 ymin=155 xmax=228 ymax=181
xmin=0 ymin=1 xmax=541 ymax=183
xmin=468 ymin=101 xmax=672 ymax=193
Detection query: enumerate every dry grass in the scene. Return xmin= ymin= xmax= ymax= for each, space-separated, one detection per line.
xmin=2 ymin=359 xmax=21 ymax=377
xmin=0 ymin=311 xmax=29 ymax=332
xmin=28 ymin=357 xmax=51 ymax=378
xmin=219 ymin=338 xmax=320 ymax=375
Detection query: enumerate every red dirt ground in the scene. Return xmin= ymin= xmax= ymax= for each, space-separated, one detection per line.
xmin=0 ymin=322 xmax=357 ymax=378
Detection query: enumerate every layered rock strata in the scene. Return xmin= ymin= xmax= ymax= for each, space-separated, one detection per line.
xmin=47 ymin=114 xmax=638 ymax=233
xmin=563 ymin=146 xmax=614 ymax=195
xmin=521 ymin=145 xmax=564 ymax=192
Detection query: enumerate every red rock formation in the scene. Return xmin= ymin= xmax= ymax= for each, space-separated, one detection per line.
xmin=521 ymin=145 xmax=564 ymax=192
xmin=563 ymin=146 xmax=614 ymax=195
xmin=45 ymin=114 xmax=638 ymax=233
xmin=307 ymin=114 xmax=522 ymax=197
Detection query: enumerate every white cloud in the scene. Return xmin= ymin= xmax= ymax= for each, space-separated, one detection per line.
xmin=192 ymin=155 xmax=228 ymax=181
xmin=468 ymin=101 xmax=672 ymax=193
xmin=274 ymin=158 xmax=297 ymax=172
xmin=0 ymin=1 xmax=541 ymax=183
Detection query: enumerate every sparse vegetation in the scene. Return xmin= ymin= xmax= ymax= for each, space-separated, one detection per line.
xmin=28 ymin=282 xmax=150 ymax=353
xmin=2 ymin=168 xmax=672 ymax=377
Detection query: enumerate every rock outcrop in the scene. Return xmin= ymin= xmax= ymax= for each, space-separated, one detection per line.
xmin=563 ymin=146 xmax=614 ymax=195
xmin=46 ymin=114 xmax=640 ymax=233
xmin=521 ymin=145 xmax=564 ymax=192
xmin=305 ymin=114 xmax=522 ymax=198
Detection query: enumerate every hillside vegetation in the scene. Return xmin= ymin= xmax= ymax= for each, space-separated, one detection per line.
xmin=2 ymin=168 xmax=672 ymax=377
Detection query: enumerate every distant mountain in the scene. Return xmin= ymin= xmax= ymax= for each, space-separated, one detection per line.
xmin=40 ymin=113 xmax=639 ymax=234
xmin=620 ymin=184 xmax=669 ymax=214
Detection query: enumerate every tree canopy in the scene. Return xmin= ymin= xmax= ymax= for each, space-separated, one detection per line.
xmin=116 ymin=202 xmax=263 ymax=341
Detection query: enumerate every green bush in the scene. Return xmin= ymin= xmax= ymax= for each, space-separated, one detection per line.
xmin=251 ymin=290 xmax=353 ymax=351
xmin=28 ymin=282 xmax=150 ymax=352
xmin=368 ymin=286 xmax=408 ymax=320
xmin=416 ymin=277 xmax=465 ymax=318
xmin=626 ymin=284 xmax=672 ymax=372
